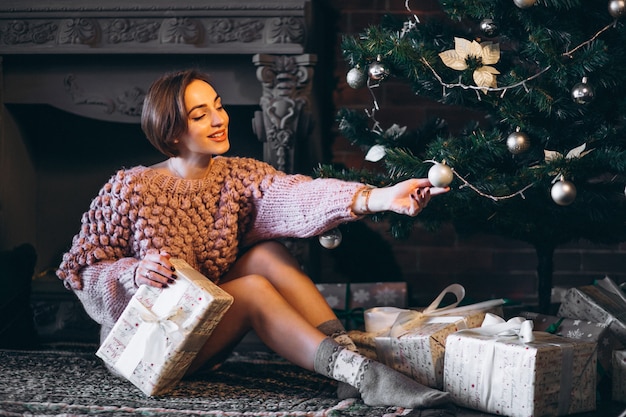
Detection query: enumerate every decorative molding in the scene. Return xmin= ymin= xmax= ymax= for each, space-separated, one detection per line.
xmin=63 ymin=74 xmax=146 ymax=118
xmin=252 ymin=53 xmax=316 ymax=173
xmin=0 ymin=16 xmax=305 ymax=53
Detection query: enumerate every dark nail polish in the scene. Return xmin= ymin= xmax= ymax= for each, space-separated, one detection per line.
xmin=168 ymin=278 xmax=175 ymax=284
xmin=170 ymin=266 xmax=176 ymax=271
xmin=171 ymin=274 xmax=177 ymax=279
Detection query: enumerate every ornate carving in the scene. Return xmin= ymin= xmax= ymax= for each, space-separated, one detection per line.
xmin=105 ymin=19 xmax=160 ymax=44
xmin=206 ymin=19 xmax=264 ymax=44
xmin=266 ymin=17 xmax=304 ymax=44
xmin=0 ymin=20 xmax=57 ymax=45
xmin=58 ymin=19 xmax=100 ymax=45
xmin=160 ymin=18 xmax=203 ymax=45
xmin=252 ymin=54 xmax=316 ymax=173
xmin=64 ymin=74 xmax=145 ymax=118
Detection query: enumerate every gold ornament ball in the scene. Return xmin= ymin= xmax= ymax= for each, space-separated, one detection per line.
xmin=609 ymin=0 xmax=626 ymax=18
xmin=428 ymin=163 xmax=454 ymax=187
xmin=506 ymin=131 xmax=531 ymax=154
xmin=551 ymin=180 xmax=577 ymax=206
xmin=319 ymin=228 xmax=342 ymax=249
xmin=514 ymin=0 xmax=537 ymax=8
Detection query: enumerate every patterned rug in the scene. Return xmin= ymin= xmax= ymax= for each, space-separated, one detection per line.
xmin=0 ymin=346 xmax=412 ymax=417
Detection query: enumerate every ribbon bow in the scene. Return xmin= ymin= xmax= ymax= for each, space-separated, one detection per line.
xmin=474 ymin=313 xmax=535 ymax=343
xmin=133 ymin=299 xmax=185 ymax=366
xmin=364 ymin=284 xmax=505 ymax=335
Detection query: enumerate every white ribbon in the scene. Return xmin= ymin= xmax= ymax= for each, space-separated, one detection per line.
xmin=364 ymin=284 xmax=505 ymax=334
xmin=114 ymin=280 xmax=190 ymax=379
xmin=474 ymin=313 xmax=535 ymax=343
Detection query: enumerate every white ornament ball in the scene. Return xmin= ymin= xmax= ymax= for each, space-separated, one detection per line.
xmin=514 ymin=0 xmax=537 ymax=8
xmin=609 ymin=0 xmax=626 ymax=18
xmin=551 ymin=180 xmax=577 ymax=206
xmin=428 ymin=162 xmax=454 ymax=187
xmin=319 ymin=228 xmax=342 ymax=249
xmin=346 ymin=67 xmax=366 ymax=89
xmin=506 ymin=130 xmax=531 ymax=154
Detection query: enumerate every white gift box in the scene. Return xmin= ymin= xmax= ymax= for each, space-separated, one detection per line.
xmin=96 ymin=258 xmax=233 ymax=396
xmin=362 ymin=284 xmax=504 ymax=389
xmin=444 ymin=316 xmax=597 ymax=417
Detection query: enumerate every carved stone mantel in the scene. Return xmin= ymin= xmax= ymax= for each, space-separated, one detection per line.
xmin=0 ymin=0 xmax=320 ymax=271
xmin=0 ymin=0 xmax=311 ymax=55
xmin=0 ymin=0 xmax=317 ymax=169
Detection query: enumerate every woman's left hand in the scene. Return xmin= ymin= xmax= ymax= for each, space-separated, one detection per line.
xmin=369 ymin=179 xmax=449 ymax=217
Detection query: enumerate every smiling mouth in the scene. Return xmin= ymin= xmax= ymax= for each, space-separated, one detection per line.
xmin=209 ymin=131 xmax=227 ymax=142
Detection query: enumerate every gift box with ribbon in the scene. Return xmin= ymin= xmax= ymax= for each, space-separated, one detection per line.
xmin=351 ymin=284 xmax=504 ymax=389
xmin=520 ymin=311 xmax=623 ymax=395
xmin=96 ymin=259 xmax=234 ymax=396
xmin=557 ymin=276 xmax=626 ymax=345
xmin=444 ymin=314 xmax=597 ymax=417
xmin=613 ymin=349 xmax=626 ymax=403
xmin=315 ymin=282 xmax=407 ymax=330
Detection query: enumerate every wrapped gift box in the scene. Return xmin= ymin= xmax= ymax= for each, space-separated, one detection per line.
xmin=520 ymin=311 xmax=623 ymax=392
xmin=96 ymin=258 xmax=234 ymax=396
xmin=349 ymin=284 xmax=504 ymax=389
xmin=613 ymin=350 xmax=626 ymax=403
xmin=372 ymin=301 xmax=503 ymax=389
xmin=316 ymin=282 xmax=407 ymax=329
xmin=557 ymin=276 xmax=626 ymax=345
xmin=444 ymin=318 xmax=597 ymax=417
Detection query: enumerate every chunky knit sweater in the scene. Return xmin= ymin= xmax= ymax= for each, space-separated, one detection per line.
xmin=56 ymin=156 xmax=364 ymax=341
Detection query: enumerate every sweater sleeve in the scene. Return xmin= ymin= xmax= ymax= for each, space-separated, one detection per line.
xmin=56 ymin=169 xmax=139 ymax=291
xmin=243 ymin=173 xmax=365 ymax=245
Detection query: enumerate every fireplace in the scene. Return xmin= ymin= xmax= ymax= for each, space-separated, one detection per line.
xmin=0 ymin=0 xmax=322 ymax=277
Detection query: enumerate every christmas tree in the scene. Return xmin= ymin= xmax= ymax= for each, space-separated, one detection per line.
xmin=319 ymin=0 xmax=626 ymax=312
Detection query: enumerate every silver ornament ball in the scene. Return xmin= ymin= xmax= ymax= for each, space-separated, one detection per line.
xmin=571 ymin=77 xmax=595 ymax=104
xmin=428 ymin=163 xmax=454 ymax=188
xmin=506 ymin=131 xmax=531 ymax=154
xmin=609 ymin=0 xmax=626 ymax=18
xmin=551 ymin=180 xmax=577 ymax=206
xmin=346 ymin=67 xmax=366 ymax=89
xmin=368 ymin=61 xmax=389 ymax=81
xmin=514 ymin=0 xmax=537 ymax=8
xmin=319 ymin=228 xmax=342 ymax=249
xmin=479 ymin=19 xmax=499 ymax=37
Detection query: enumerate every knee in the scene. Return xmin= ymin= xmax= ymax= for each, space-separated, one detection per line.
xmin=224 ymin=273 xmax=276 ymax=301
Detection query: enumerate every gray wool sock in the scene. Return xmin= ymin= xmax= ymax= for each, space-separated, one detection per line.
xmin=316 ymin=320 xmax=360 ymax=399
xmin=313 ymin=338 xmax=450 ymax=409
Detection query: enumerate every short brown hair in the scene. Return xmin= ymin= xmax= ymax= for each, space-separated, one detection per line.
xmin=141 ymin=69 xmax=213 ymax=157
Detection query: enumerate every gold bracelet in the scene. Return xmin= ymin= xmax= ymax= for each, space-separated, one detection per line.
xmin=362 ymin=187 xmax=372 ymax=213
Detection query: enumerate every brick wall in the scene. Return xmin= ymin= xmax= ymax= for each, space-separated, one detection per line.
xmin=314 ymin=0 xmax=626 ymax=308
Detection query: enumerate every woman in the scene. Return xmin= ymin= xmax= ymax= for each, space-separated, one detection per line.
xmin=56 ymin=69 xmax=450 ymax=410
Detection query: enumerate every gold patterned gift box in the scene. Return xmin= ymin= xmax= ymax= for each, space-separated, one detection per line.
xmin=444 ymin=316 xmax=597 ymax=417
xmin=520 ymin=311 xmax=623 ymax=396
xmin=350 ymin=284 xmax=504 ymax=389
xmin=96 ymin=259 xmax=233 ymax=396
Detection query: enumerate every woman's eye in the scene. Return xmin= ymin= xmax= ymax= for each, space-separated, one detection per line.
xmin=191 ymin=114 xmax=206 ymax=121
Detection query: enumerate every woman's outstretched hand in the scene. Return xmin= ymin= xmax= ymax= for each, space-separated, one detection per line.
xmin=368 ymin=179 xmax=449 ymax=216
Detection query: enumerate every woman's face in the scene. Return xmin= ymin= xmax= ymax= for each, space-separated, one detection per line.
xmin=178 ymin=79 xmax=230 ymax=157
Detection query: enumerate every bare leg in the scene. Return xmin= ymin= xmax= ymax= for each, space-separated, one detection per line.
xmin=187 ymin=273 xmax=326 ymax=374
xmin=222 ymin=241 xmax=336 ymax=328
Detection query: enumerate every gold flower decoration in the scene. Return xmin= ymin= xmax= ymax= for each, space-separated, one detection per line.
xmin=439 ymin=37 xmax=501 ymax=92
